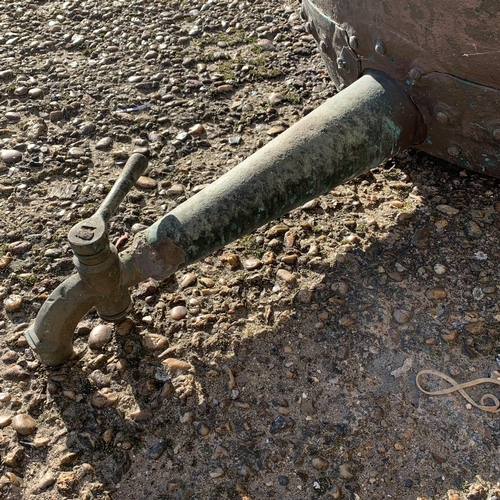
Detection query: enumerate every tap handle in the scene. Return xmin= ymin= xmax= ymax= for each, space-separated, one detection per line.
xmin=68 ymin=153 xmax=148 ymax=261
xmin=96 ymin=153 xmax=148 ymax=222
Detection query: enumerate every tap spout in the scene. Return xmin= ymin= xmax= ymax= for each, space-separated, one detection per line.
xmin=25 ymin=275 xmax=95 ymax=365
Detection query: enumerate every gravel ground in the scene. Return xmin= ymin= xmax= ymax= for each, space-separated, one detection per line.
xmin=1 ymin=1 xmax=500 ymax=499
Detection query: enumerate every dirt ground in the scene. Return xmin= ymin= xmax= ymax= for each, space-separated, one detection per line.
xmin=1 ymin=1 xmax=500 ymax=499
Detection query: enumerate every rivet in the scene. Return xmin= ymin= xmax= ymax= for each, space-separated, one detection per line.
xmin=374 ymin=40 xmax=386 ymax=55
xmin=493 ymin=128 xmax=500 ymax=141
xmin=448 ymin=145 xmax=461 ymax=157
xmin=319 ymin=41 xmax=327 ymax=53
xmin=305 ymin=22 xmax=312 ymax=34
xmin=409 ymin=68 xmax=422 ymax=81
xmin=349 ymin=36 xmax=359 ymax=50
xmin=436 ymin=111 xmax=449 ymax=124
xmin=337 ymin=56 xmax=346 ymax=70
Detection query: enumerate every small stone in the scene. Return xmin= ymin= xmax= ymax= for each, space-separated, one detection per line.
xmin=4 ymin=294 xmax=23 ymax=312
xmin=4 ymin=365 xmax=30 ymax=380
xmin=434 ymin=263 xmax=446 ymax=275
xmin=393 ymin=308 xmax=411 ymax=324
xmin=170 ymin=305 xmax=188 ymax=320
xmin=411 ymin=226 xmax=430 ymax=247
xmin=179 ymin=272 xmax=197 ymax=288
xmin=88 ymin=324 xmax=113 ymax=350
xmin=0 ymin=415 xmax=12 ymax=428
xmin=28 ymin=88 xmax=44 ymax=99
xmin=4 ymin=446 xmax=24 ymax=468
xmin=297 ymin=289 xmax=313 ymax=303
xmin=5 ymin=112 xmax=21 ymax=122
xmin=60 ymin=452 xmax=80 ymax=466
xmin=331 ymin=484 xmax=342 ymax=499
xmin=1 ymin=149 xmax=22 ymax=164
xmin=258 ymin=39 xmax=277 ymax=51
xmin=142 ymin=333 xmax=169 ymax=351
xmin=188 ymin=123 xmax=206 ymax=136
xmin=465 ymin=321 xmax=485 ymax=335
xmin=163 ymin=358 xmax=192 ymax=374
xmin=68 ymin=147 xmax=84 ymax=158
xmin=91 ymin=389 xmax=118 ymax=408
xmin=267 ymin=125 xmax=286 ymax=136
xmin=116 ymin=318 xmax=135 ymax=336
xmin=6 ymin=472 xmax=23 ymax=487
xmin=339 ymin=464 xmax=353 ymax=479
xmin=166 ymin=184 xmax=184 ymax=196
xmin=216 ymin=84 xmax=233 ymax=93
xmin=148 ymin=442 xmax=167 ymax=460
xmin=277 ymin=475 xmax=289 ymax=486
xmin=311 ymin=457 xmax=329 ymax=470
xmin=243 ymin=258 xmax=262 ymax=270
xmin=269 ymin=93 xmax=284 ymax=105
xmin=425 ymin=288 xmax=447 ymax=300
xmin=220 ymin=253 xmax=240 ymax=269
xmin=0 ymin=252 xmax=13 ymax=269
xmin=276 ymin=269 xmax=296 ymax=284
xmin=95 ymin=137 xmax=113 ymax=150
xmin=50 ymin=110 xmax=64 ymax=121
xmin=129 ymin=409 xmax=153 ymax=421
xmin=11 ymin=414 xmax=37 ymax=436
xmin=210 ymin=468 xmax=225 ymax=478
xmin=394 ymin=442 xmax=405 ymax=451
xmin=437 ymin=204 xmax=460 ymax=215
xmin=442 ymin=330 xmax=458 ymax=342
xmin=33 ymin=471 xmax=56 ymax=493
xmin=56 ymin=471 xmax=78 ymax=494
xmin=196 ymin=423 xmax=211 ymax=436
xmin=135 ymin=176 xmax=157 ymax=189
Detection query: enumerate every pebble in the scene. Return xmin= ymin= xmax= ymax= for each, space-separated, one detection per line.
xmin=188 ymin=123 xmax=206 ymax=136
xmin=267 ymin=125 xmax=286 ymax=136
xmin=0 ymin=415 xmax=12 ymax=428
xmin=11 ymin=413 xmax=37 ymax=435
xmin=28 ymin=88 xmax=44 ymax=99
xmin=258 ymin=39 xmax=277 ymax=51
xmin=33 ymin=471 xmax=56 ymax=493
xmin=180 ymin=272 xmax=197 ymax=288
xmin=148 ymin=442 xmax=167 ymax=460
xmin=465 ymin=321 xmax=485 ymax=335
xmin=437 ymin=204 xmax=460 ymax=215
xmin=136 ymin=176 xmax=157 ymax=189
xmin=411 ymin=226 xmax=430 ymax=247
xmin=164 ymin=358 xmax=193 ymax=376
xmin=4 ymin=294 xmax=23 ymax=312
xmin=95 ymin=137 xmax=113 ymax=150
xmin=1 ymin=149 xmax=22 ymax=164
xmin=88 ymin=324 xmax=113 ymax=350
xmin=339 ymin=464 xmax=353 ymax=479
xmin=425 ymin=288 xmax=447 ymax=300
xmin=5 ymin=111 xmax=21 ymax=122
xmin=392 ymin=308 xmax=411 ymax=324
xmin=116 ymin=317 xmax=135 ymax=336
xmin=243 ymin=258 xmax=262 ymax=270
xmin=4 ymin=365 xmax=30 ymax=380
xmin=434 ymin=263 xmax=446 ymax=275
xmin=269 ymin=93 xmax=285 ymax=104
xmin=142 ymin=333 xmax=169 ymax=351
xmin=91 ymin=389 xmax=118 ymax=408
xmin=170 ymin=305 xmax=188 ymax=320
xmin=129 ymin=409 xmax=153 ymax=421
xmin=68 ymin=147 xmax=84 ymax=158
xmin=276 ymin=269 xmax=296 ymax=283
xmin=311 ymin=456 xmax=329 ymax=470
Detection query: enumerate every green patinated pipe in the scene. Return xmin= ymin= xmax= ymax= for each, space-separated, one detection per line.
xmin=144 ymin=70 xmax=425 ymax=265
xmin=26 ymin=70 xmax=425 ymax=365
